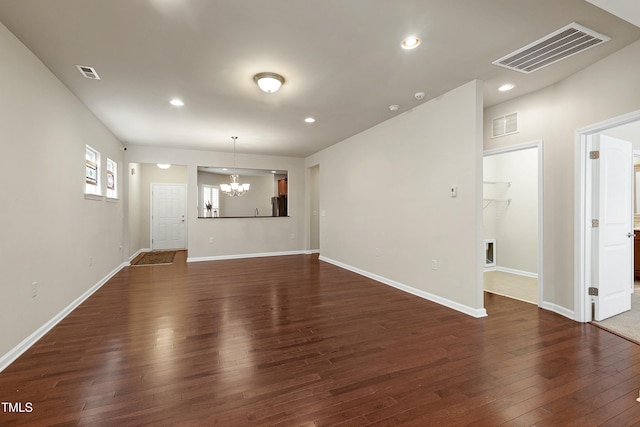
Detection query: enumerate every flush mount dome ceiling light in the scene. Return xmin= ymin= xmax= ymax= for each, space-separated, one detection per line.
xmin=254 ymin=72 xmax=285 ymax=93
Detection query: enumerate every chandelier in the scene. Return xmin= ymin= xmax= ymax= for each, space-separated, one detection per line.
xmin=220 ymin=136 xmax=250 ymax=197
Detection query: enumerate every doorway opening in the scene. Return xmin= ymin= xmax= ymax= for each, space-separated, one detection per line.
xmin=483 ymin=141 xmax=543 ymax=306
xmin=576 ymin=110 xmax=640 ymax=323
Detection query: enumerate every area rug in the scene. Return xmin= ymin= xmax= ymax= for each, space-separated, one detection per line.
xmin=592 ymin=293 xmax=640 ymax=344
xmin=131 ymin=251 xmax=176 ymax=266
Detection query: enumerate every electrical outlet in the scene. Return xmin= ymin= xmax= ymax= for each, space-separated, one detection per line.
xmin=290 ymin=233 xmax=296 ymax=240
xmin=375 ymin=248 xmax=380 ymax=257
xmin=88 ymin=256 xmax=93 ymax=267
xmin=32 ymin=281 xmax=38 ymax=298
xmin=209 ymin=237 xmax=214 ymax=244
xmin=431 ymin=259 xmax=439 ymax=270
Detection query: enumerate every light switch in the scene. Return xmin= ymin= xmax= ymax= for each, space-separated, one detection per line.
xmin=450 ymin=186 xmax=457 ymax=198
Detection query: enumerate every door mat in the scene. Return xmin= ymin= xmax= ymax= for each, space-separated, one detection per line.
xmin=131 ymin=251 xmax=176 ymax=266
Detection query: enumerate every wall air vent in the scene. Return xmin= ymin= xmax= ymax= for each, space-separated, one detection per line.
xmin=492 ymin=112 xmax=518 ymax=138
xmin=492 ymin=22 xmax=610 ymax=74
xmin=76 ymin=65 xmax=101 ymax=80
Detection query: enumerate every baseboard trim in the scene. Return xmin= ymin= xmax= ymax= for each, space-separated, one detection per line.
xmin=319 ymin=256 xmax=487 ymax=318
xmin=495 ymin=266 xmax=538 ymax=279
xmin=0 ymin=261 xmax=128 ymax=373
xmin=128 ymin=248 xmax=151 ymax=264
xmin=540 ymin=301 xmax=575 ymax=320
xmin=187 ymin=250 xmax=307 ymax=263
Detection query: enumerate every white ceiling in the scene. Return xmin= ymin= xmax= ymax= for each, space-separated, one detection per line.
xmin=586 ymin=0 xmax=640 ymax=28
xmin=1 ymin=0 xmax=639 ymax=157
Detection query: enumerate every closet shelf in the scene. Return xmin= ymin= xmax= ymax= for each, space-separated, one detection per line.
xmin=483 ymin=198 xmax=512 ymax=209
xmin=483 ymin=181 xmax=511 ymax=186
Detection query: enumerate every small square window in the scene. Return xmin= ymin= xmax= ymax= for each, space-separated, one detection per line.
xmin=106 ymin=158 xmax=118 ymax=199
xmin=85 ymin=145 xmax=101 ymax=195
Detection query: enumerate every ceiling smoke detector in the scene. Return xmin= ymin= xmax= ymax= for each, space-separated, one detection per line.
xmin=414 ymin=92 xmax=425 ymax=100
xmin=389 ymin=104 xmax=400 ymax=112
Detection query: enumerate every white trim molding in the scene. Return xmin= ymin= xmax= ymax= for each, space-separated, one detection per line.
xmin=0 ymin=262 xmax=128 ymax=373
xmin=574 ymin=109 xmax=640 ymax=322
xmin=483 ymin=140 xmax=545 ymax=310
xmin=128 ymin=247 xmax=151 ymax=265
xmin=496 ymin=266 xmax=538 ymax=279
xmin=187 ymin=250 xmax=307 ymax=263
xmin=319 ymin=256 xmax=488 ymax=318
xmin=540 ymin=301 xmax=575 ymax=321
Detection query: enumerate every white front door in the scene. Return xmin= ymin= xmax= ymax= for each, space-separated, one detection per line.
xmin=151 ymin=184 xmax=186 ymax=250
xmin=592 ymin=134 xmax=633 ymax=321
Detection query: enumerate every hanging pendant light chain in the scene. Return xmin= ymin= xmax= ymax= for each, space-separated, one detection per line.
xmin=220 ymin=136 xmax=250 ymax=197
xmin=232 ymin=136 xmax=237 ymax=174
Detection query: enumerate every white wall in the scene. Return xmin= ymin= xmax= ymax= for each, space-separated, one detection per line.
xmin=483 ymin=149 xmax=538 ymax=274
xmin=484 ymin=39 xmax=640 ymax=313
xmin=0 ymin=22 xmax=125 ymax=361
xmin=306 ymin=80 xmax=485 ymax=315
xmin=125 ymin=146 xmax=306 ymax=259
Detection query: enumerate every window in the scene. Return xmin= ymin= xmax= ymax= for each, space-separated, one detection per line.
xmin=85 ymin=145 xmax=101 ymax=195
xmin=491 ymin=112 xmax=518 ymax=138
xmin=106 ymin=158 xmax=118 ymax=199
xmin=201 ymin=185 xmax=220 ymax=217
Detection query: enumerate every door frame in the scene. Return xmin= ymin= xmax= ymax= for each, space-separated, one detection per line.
xmin=305 ymin=163 xmax=321 ymax=254
xmin=483 ymin=140 xmax=544 ymax=307
xmin=575 ymin=109 xmax=640 ymax=322
xmin=150 ymin=183 xmax=187 ymax=250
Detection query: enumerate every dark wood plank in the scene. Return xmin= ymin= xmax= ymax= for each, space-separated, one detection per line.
xmin=1 ymin=252 xmax=639 ymax=426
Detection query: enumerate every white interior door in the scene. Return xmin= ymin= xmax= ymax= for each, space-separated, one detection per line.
xmin=593 ymin=134 xmax=633 ymax=321
xmin=152 ymin=184 xmax=186 ymax=250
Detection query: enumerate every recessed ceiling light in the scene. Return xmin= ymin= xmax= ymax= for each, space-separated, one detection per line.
xmin=498 ymin=84 xmax=515 ymax=92
xmin=304 ymin=117 xmax=316 ymax=123
xmin=401 ymin=36 xmax=421 ymax=49
xmin=271 ymin=170 xmax=277 ymax=174
xmin=389 ymin=105 xmax=399 ymax=112
xmin=170 ymin=98 xmax=184 ymax=106
xmin=157 ymin=164 xmax=171 ymax=169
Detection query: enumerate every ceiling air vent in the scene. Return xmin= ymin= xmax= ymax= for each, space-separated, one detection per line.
xmin=492 ymin=113 xmax=518 ymax=138
xmin=76 ymin=65 xmax=100 ymax=80
xmin=492 ymin=22 xmax=610 ymax=74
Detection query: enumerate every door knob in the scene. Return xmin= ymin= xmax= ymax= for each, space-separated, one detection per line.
xmin=628 ymin=232 xmax=636 ymax=238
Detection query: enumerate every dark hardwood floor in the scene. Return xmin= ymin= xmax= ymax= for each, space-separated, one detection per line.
xmin=2 ymin=252 xmax=640 ymax=426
